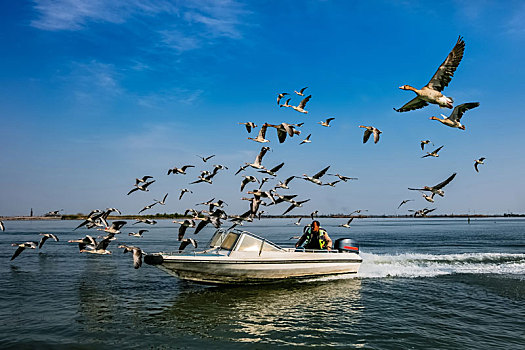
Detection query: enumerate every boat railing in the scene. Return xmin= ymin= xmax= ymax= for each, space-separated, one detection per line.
xmin=282 ymin=247 xmax=348 ymax=253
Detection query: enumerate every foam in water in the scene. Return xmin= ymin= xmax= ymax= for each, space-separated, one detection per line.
xmin=357 ymin=252 xmax=525 ymax=278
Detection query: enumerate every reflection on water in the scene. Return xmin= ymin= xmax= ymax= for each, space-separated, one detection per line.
xmin=151 ymin=279 xmax=363 ymax=346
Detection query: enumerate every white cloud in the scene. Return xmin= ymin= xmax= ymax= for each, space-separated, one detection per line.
xmin=31 ymin=0 xmax=176 ymax=31
xmin=31 ymin=0 xmax=250 ymax=44
xmin=137 ymin=87 xmax=204 ymax=108
xmin=66 ymin=60 xmax=122 ymax=98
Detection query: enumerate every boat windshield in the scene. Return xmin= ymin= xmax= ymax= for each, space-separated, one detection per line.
xmin=219 ymin=232 xmax=239 ymax=251
xmin=210 ymin=230 xmax=229 ymax=248
xmin=237 ymin=234 xmax=281 ymax=252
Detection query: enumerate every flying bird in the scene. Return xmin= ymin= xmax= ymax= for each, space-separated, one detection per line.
xmin=179 ymin=238 xmax=198 ymax=252
xmin=422 ymin=145 xmax=444 ymax=158
xmin=118 ymin=245 xmax=143 ymax=269
xmin=128 ymin=229 xmax=149 ymax=237
xmin=133 ymin=219 xmax=157 ymax=225
xmin=310 ymin=210 xmax=319 ymax=219
xmin=244 ymin=146 xmax=270 ymax=170
xmin=291 ymin=95 xmax=311 ymax=114
xmin=275 ymin=176 xmax=295 ymax=190
xmin=179 ymin=188 xmax=193 ymax=200
xmin=197 ymin=154 xmax=215 ymax=162
xmin=177 ymin=219 xmax=196 ymax=240
xmin=394 ymin=36 xmax=465 ymax=112
xmin=0 ymin=221 xmax=4 ymax=231
xmin=248 ymin=123 xmax=270 ymax=143
xmin=277 ymin=93 xmax=288 ymax=105
xmin=241 ymin=175 xmax=259 ymax=192
xmin=155 ymin=193 xmax=169 ymax=205
xmin=318 ymin=118 xmax=335 ymax=127
xmin=302 ymin=166 xmax=331 ymax=185
xmin=293 ymin=217 xmax=302 ymax=226
xmin=328 ymin=173 xmax=358 ymax=182
xmin=322 ymin=180 xmax=340 ymax=187
xmin=127 ymin=180 xmax=156 ymax=195
xmin=38 ymin=233 xmax=59 ymax=249
xmin=294 ymin=87 xmax=308 ymax=96
xmin=98 ymin=220 xmax=127 ymax=234
xmin=138 ymin=202 xmax=157 ymax=214
xmin=167 ymin=165 xmax=194 ymax=175
xmin=135 ymin=175 xmax=153 ymax=184
xmin=409 ymin=208 xmax=437 ymax=217
xmin=474 ymin=157 xmax=485 ymax=172
xmin=11 ymin=241 xmax=38 ymax=260
xmin=408 ymin=173 xmax=457 ymax=197
xmin=300 ymin=134 xmax=312 ymax=145
xmin=429 ymin=102 xmax=480 ymax=130
xmin=68 ymin=235 xmax=97 ymax=252
xmin=420 ymin=140 xmax=433 ymax=150
xmin=422 ymin=192 xmax=435 ymax=203
xmin=339 ymin=218 xmax=354 ymax=228
xmin=258 ymin=162 xmax=284 ymax=177
xmin=359 ymin=125 xmax=382 ymax=144
xmin=397 ymin=199 xmax=413 ymax=209
xmin=282 ymin=199 xmax=311 ymax=216
xmin=266 ymin=123 xmax=301 ymax=143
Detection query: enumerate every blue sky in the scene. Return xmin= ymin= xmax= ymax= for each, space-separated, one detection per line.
xmin=1 ymin=0 xmax=524 ymax=217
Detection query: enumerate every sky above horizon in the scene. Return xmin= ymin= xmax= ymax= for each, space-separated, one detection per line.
xmin=1 ymin=0 xmax=524 ymax=217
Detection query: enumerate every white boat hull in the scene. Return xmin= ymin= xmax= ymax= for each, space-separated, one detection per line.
xmin=154 ymin=252 xmax=362 ymax=284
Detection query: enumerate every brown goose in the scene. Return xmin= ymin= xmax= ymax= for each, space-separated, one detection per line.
xmin=294 ymin=87 xmax=308 ymax=96
xmin=38 ymin=233 xmax=59 ymax=249
xmin=422 ymin=145 xmax=444 ymax=158
xmin=429 ymin=102 xmax=480 ymax=130
xmin=11 ymin=241 xmax=38 ymax=260
xmin=394 ymin=36 xmax=465 ymax=112
xmin=118 ymin=245 xmax=143 ymax=269
xmin=318 ymin=117 xmax=335 ymax=127
xmin=277 ymin=93 xmax=288 ymax=105
xmin=248 ymin=123 xmax=270 ymax=143
xmin=291 ymin=95 xmax=311 ymax=114
xmin=420 ymin=140 xmax=432 ymax=150
xmin=359 ymin=125 xmax=382 ymax=144
xmin=408 ymin=172 xmax=457 ymax=197
xmin=474 ymin=157 xmax=485 ymax=172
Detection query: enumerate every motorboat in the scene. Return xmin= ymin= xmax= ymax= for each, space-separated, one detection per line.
xmin=144 ymin=229 xmax=362 ymax=284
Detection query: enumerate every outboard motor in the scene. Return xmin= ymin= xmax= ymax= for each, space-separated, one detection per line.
xmin=144 ymin=254 xmax=164 ymax=265
xmin=334 ymin=238 xmax=359 ymax=253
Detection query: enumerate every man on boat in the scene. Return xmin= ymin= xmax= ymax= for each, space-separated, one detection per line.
xmin=295 ymin=220 xmax=333 ymax=250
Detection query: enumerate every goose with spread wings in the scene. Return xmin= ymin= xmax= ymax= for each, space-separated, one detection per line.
xmin=360 ymin=125 xmax=382 ymax=144
xmin=118 ymin=245 xmax=143 ymax=269
xmin=291 ymin=95 xmax=311 ymax=114
xmin=408 ymin=172 xmax=457 ymax=197
xmin=302 ymin=166 xmax=330 ymax=186
xmin=11 ymin=241 xmax=38 ymax=260
xmin=38 ymin=233 xmax=59 ymax=249
xmin=474 ymin=157 xmax=485 ymax=172
xmin=422 ymin=145 xmax=444 ymax=158
xmin=394 ymin=36 xmax=465 ymax=112
xmin=429 ymin=102 xmax=480 ymax=130
xmin=248 ymin=123 xmax=270 ymax=143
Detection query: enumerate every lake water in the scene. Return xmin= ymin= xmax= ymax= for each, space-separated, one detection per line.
xmin=0 ymin=218 xmax=524 ymax=349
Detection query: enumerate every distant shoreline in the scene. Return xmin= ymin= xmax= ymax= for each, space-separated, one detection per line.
xmin=1 ymin=214 xmax=524 ymax=221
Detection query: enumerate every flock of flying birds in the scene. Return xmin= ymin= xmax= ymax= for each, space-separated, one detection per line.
xmin=7 ymin=35 xmax=485 ymax=267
